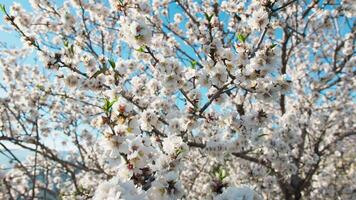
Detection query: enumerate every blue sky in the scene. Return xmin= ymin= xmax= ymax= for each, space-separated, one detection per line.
xmin=0 ymin=0 xmax=32 ymax=94
xmin=0 ymin=0 xmax=31 ymax=46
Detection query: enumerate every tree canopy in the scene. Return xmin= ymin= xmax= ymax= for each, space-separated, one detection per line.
xmin=0 ymin=0 xmax=355 ymax=199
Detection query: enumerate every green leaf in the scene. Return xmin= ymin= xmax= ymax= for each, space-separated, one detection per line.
xmin=193 ymin=104 xmax=199 ymax=111
xmin=257 ymin=133 xmax=268 ymax=138
xmin=68 ymin=44 xmax=74 ymax=55
xmin=135 ymin=46 xmax=146 ymax=53
xmin=90 ymin=67 xmax=107 ymax=79
xmin=204 ymin=13 xmax=214 ymax=22
xmin=36 ymin=84 xmax=45 ymax=90
xmin=108 ymin=59 xmax=116 ymax=69
xmin=190 ymin=60 xmax=197 ymax=69
xmin=237 ymin=33 xmax=247 ymax=43
xmin=270 ymin=44 xmax=277 ymax=49
xmin=63 ymin=40 xmax=69 ymax=47
xmin=135 ymin=35 xmax=144 ymax=40
xmin=219 ymin=168 xmax=227 ymax=180
xmin=175 ymin=147 xmax=185 ymax=156
xmin=102 ymin=98 xmax=117 ymax=113
xmin=214 ymin=171 xmax=220 ymax=179
xmin=0 ymin=4 xmax=6 ymax=14
xmin=213 ymin=166 xmax=228 ymax=181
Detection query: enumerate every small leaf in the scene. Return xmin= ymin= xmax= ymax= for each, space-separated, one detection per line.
xmin=102 ymin=98 xmax=117 ymax=113
xmin=102 ymin=99 xmax=109 ymax=112
xmin=136 ymin=46 xmax=146 ymax=53
xmin=219 ymin=168 xmax=227 ymax=180
xmin=270 ymin=44 xmax=277 ymax=49
xmin=0 ymin=4 xmax=6 ymax=14
xmin=69 ymin=44 xmax=74 ymax=55
xmin=90 ymin=68 xmax=107 ymax=79
xmin=204 ymin=13 xmax=214 ymax=22
xmin=175 ymin=147 xmax=185 ymax=156
xmin=135 ymin=35 xmax=144 ymax=40
xmin=214 ymin=171 xmax=220 ymax=179
xmin=108 ymin=59 xmax=116 ymax=69
xmin=213 ymin=166 xmax=228 ymax=181
xmin=36 ymin=84 xmax=45 ymax=90
xmin=237 ymin=33 xmax=247 ymax=43
xmin=63 ymin=40 xmax=69 ymax=47
xmin=108 ymin=99 xmax=117 ymax=108
xmin=190 ymin=60 xmax=197 ymax=69
xmin=257 ymin=133 xmax=268 ymax=138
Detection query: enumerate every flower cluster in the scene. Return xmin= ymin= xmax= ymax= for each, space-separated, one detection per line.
xmin=0 ymin=0 xmax=354 ymax=199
